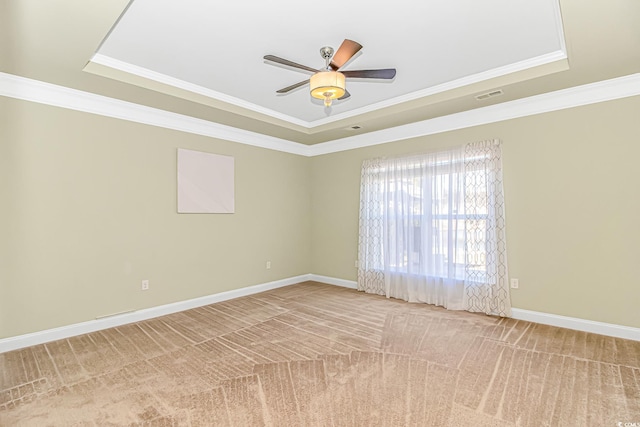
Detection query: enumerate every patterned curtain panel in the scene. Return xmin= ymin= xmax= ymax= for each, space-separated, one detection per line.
xmin=357 ymin=139 xmax=511 ymax=317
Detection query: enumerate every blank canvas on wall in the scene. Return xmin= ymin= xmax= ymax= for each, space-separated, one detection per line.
xmin=177 ymin=148 xmax=235 ymax=213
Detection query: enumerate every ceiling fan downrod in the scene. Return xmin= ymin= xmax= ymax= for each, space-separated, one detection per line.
xmin=319 ymin=46 xmax=334 ymax=70
xmin=317 ymin=46 xmax=338 ymax=106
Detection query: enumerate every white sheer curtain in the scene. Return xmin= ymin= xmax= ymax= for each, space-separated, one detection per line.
xmin=357 ymin=139 xmax=511 ymax=317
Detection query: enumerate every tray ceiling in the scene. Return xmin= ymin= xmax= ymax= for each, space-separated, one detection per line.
xmin=3 ymin=0 xmax=639 ymax=146
xmin=91 ymin=0 xmax=566 ymax=127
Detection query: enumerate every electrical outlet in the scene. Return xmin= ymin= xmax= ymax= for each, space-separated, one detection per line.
xmin=141 ymin=279 xmax=149 ymax=291
xmin=510 ymin=278 xmax=519 ymax=289
xmin=266 ymin=261 xmax=271 ymax=269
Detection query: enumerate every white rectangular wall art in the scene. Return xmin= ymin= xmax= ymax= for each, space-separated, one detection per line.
xmin=177 ymin=148 xmax=235 ymax=213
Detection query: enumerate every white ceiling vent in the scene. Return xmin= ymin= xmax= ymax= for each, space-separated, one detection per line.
xmin=475 ymin=89 xmax=504 ymax=101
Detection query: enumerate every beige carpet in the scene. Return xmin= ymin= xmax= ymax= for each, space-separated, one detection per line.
xmin=1 ymin=281 xmax=639 ymax=426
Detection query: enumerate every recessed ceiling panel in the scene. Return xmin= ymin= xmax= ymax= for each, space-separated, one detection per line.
xmin=95 ymin=0 xmax=565 ymax=124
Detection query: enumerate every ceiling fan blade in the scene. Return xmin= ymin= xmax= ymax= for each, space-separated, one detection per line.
xmin=264 ymin=55 xmax=318 ymax=73
xmin=276 ymin=79 xmax=309 ymax=94
xmin=330 ymin=39 xmax=363 ymax=70
xmin=342 ymin=69 xmax=397 ymax=79
xmin=338 ymin=90 xmax=351 ymax=100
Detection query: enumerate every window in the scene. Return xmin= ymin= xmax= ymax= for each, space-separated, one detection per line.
xmin=358 ymin=140 xmax=511 ymax=316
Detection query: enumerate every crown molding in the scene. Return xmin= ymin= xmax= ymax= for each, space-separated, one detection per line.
xmin=307 ymin=72 xmax=640 ymax=156
xmin=2 ymin=72 xmax=640 ymax=158
xmin=89 ymin=53 xmax=311 ymax=128
xmin=307 ymin=50 xmax=568 ymax=128
xmin=0 ymin=72 xmax=308 ymax=156
xmin=90 ymin=50 xmax=568 ymax=130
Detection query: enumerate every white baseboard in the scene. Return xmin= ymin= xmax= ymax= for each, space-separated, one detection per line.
xmin=0 ymin=274 xmax=312 ymax=354
xmin=3 ymin=273 xmax=639 ymax=353
xmin=309 ymin=274 xmax=357 ymax=289
xmin=310 ymin=275 xmax=640 ymax=341
xmin=510 ymin=308 xmax=640 ymax=342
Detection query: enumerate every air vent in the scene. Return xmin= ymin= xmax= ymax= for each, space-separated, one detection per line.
xmin=475 ymin=89 xmax=503 ymax=101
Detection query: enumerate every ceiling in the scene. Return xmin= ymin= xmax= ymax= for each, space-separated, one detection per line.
xmin=93 ymin=0 xmax=565 ymax=124
xmin=2 ymin=0 xmax=640 ymax=145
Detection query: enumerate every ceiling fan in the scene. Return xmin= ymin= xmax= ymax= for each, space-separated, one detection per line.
xmin=264 ymin=39 xmax=396 ymax=107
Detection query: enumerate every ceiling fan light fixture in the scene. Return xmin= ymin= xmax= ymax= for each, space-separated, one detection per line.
xmin=265 ymin=39 xmax=394 ymax=107
xmin=310 ymin=71 xmax=345 ymax=107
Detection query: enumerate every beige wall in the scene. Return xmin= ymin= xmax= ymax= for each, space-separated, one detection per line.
xmin=311 ymin=96 xmax=640 ymax=329
xmin=0 ymin=97 xmax=311 ymax=338
xmin=3 ymin=93 xmax=640 ymax=339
